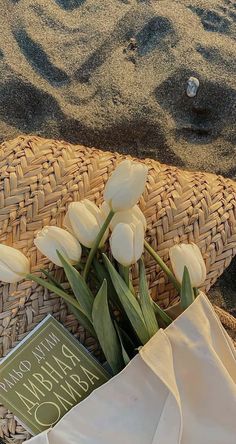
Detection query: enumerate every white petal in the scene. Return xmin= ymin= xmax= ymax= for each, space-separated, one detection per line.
xmin=169 ymin=243 xmax=206 ymax=287
xmin=68 ymin=203 xmax=99 ymax=248
xmin=0 ymin=244 xmax=29 ymax=274
xmin=0 ymin=244 xmax=30 ymax=282
xmin=104 ymin=161 xmax=148 ymax=211
xmin=105 ymin=160 xmax=132 ymax=190
xmin=100 ymin=201 xmax=111 ymax=220
xmin=178 ymin=244 xmax=202 ymax=287
xmin=105 ymin=188 xmax=129 ymax=212
xmin=186 ymin=245 xmax=206 ymax=286
xmin=110 ymin=223 xmax=134 ymax=266
xmin=63 ymin=210 xmax=74 ymax=234
xmin=132 ymin=205 xmax=147 ymax=231
xmin=0 ymin=261 xmax=21 ymax=283
xmin=110 ymin=205 xmax=147 ymax=232
xmin=191 ymin=243 xmax=207 ymax=283
xmin=110 ymin=164 xmax=148 ymax=211
xmin=34 ymin=229 xmax=63 ymax=266
xmin=112 ymin=160 xmax=132 ymax=177
xmin=169 ymin=244 xmax=185 ymax=284
xmin=61 ymin=232 xmax=82 ymax=264
xmin=83 ymin=200 xmax=102 ymax=224
xmin=110 ymin=209 xmax=135 ymax=231
xmin=128 ymin=163 xmax=148 ymax=208
xmin=133 ymin=222 xmax=144 ymax=263
xmin=34 ymin=227 xmax=81 ymax=266
xmin=104 ymin=160 xmax=131 ymax=205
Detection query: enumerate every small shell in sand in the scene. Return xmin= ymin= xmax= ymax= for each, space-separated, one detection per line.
xmin=186 ymin=77 xmax=199 ymax=97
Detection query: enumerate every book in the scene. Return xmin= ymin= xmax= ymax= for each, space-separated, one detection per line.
xmin=0 ymin=314 xmax=109 ymax=435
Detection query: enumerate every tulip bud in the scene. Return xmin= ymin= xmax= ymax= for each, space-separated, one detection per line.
xmin=34 ymin=226 xmax=82 ymax=267
xmin=169 ymin=243 xmax=206 ymax=287
xmin=104 ymin=160 xmax=148 ymax=212
xmin=110 ymin=221 xmax=144 ymax=267
xmin=0 ymin=244 xmax=30 ymax=283
xmin=109 ymin=204 xmax=147 ymax=232
xmin=64 ymin=200 xmax=109 ymax=248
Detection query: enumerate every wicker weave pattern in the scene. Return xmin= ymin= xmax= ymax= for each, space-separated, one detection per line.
xmin=0 ymin=135 xmax=236 ymax=442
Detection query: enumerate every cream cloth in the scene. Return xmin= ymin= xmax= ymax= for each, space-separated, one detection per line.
xmin=26 ymin=293 xmax=236 ymax=444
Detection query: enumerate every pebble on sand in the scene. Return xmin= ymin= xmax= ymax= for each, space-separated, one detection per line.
xmin=186 ymin=76 xmax=200 ymax=98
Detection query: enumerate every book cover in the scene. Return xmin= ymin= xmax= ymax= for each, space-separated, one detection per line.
xmin=0 ymin=315 xmax=109 ymax=435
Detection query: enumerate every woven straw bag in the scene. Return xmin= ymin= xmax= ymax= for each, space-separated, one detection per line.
xmin=0 ymin=135 xmax=236 ymax=443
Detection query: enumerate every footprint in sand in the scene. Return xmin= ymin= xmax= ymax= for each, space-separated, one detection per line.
xmin=0 ymin=0 xmax=235 ymax=173
xmin=13 ymin=28 xmax=69 ymax=86
xmin=135 ymin=16 xmax=178 ymax=56
xmin=55 ymin=0 xmax=86 ymax=10
xmin=189 ymin=1 xmax=236 ymax=37
xmin=196 ymin=45 xmax=235 ymax=74
xmin=155 ymin=68 xmax=236 ymax=145
xmin=0 ymin=79 xmax=63 ymax=131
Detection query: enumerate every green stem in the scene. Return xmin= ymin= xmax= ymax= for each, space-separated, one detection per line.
xmin=144 ymin=240 xmax=180 ymax=292
xmin=122 ymin=266 xmax=130 ymax=288
xmin=118 ymin=264 xmax=136 ymax=296
xmin=193 ymin=287 xmax=199 ymax=298
xmin=27 ymin=273 xmax=82 ymax=311
xmin=129 ymin=280 xmax=136 ymax=297
xmin=83 ymin=210 xmax=114 ymax=281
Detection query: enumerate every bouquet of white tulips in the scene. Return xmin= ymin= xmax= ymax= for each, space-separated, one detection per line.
xmin=0 ymin=160 xmax=206 ymax=375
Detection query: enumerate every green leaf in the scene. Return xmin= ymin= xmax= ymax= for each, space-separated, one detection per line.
xmin=114 ymin=322 xmax=130 ymax=366
xmin=93 ymin=257 xmax=121 ymax=310
xmin=92 ymin=280 xmax=124 ymax=375
xmin=83 ymin=209 xmax=114 ymax=280
xmin=103 ymin=254 xmax=149 ymax=345
xmin=152 ymin=301 xmax=172 ymax=326
xmin=40 ymin=269 xmax=62 ymax=288
xmin=117 ymin=326 xmax=137 ymax=359
xmin=66 ymin=303 xmax=97 ymax=339
xmin=139 ymin=259 xmax=159 ymax=338
xmin=180 ymin=266 xmax=195 ymax=310
xmin=57 ymin=251 xmax=94 ymax=322
xmin=27 ymin=273 xmax=96 ymax=337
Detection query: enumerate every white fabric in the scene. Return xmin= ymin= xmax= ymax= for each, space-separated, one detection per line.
xmin=26 ymin=293 xmax=236 ymax=444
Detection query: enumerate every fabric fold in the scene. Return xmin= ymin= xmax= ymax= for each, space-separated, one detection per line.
xmin=26 ymin=293 xmax=236 ymax=444
xmin=140 ymin=329 xmax=183 ymax=444
xmin=26 ymin=430 xmax=50 ymax=444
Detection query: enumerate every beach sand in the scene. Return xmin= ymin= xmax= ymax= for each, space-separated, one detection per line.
xmin=0 ymin=0 xmax=235 ymax=313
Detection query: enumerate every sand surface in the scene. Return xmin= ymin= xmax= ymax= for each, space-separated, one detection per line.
xmin=0 ymin=0 xmax=235 ymax=314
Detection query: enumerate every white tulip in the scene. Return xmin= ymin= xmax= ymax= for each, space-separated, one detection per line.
xmin=100 ymin=201 xmax=111 ymax=220
xmin=104 ymin=160 xmax=148 ymax=212
xmin=34 ymin=226 xmax=82 ymax=267
xmin=109 ymin=204 xmax=147 ymax=232
xmin=0 ymin=244 xmax=30 ymax=283
xmin=169 ymin=243 xmax=206 ymax=287
xmin=64 ymin=199 xmax=109 ymax=248
xmin=110 ymin=221 xmax=144 ymax=267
